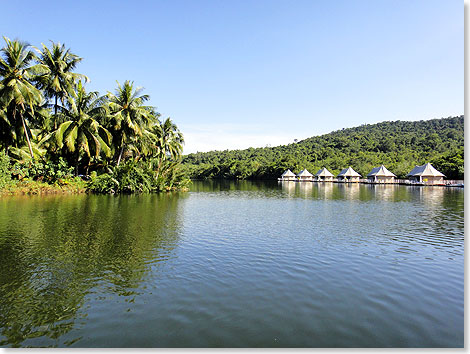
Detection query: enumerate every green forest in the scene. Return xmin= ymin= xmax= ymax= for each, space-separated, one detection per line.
xmin=0 ymin=37 xmax=188 ymax=194
xmin=182 ymin=116 xmax=464 ymax=180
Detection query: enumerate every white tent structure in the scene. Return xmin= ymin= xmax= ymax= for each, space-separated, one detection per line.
xmin=279 ymin=169 xmax=296 ymax=181
xmin=296 ymin=169 xmax=314 ymax=182
xmin=315 ymin=167 xmax=334 ymax=182
xmin=406 ymin=163 xmax=445 ymax=184
xmin=337 ymin=166 xmax=361 ymax=182
xmin=367 ymin=165 xmax=396 ymax=183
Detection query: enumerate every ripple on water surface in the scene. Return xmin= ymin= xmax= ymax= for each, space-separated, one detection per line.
xmin=0 ymin=183 xmax=464 ymax=347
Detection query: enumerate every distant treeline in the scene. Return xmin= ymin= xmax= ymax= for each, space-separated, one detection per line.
xmin=182 ymin=116 xmax=464 ymax=180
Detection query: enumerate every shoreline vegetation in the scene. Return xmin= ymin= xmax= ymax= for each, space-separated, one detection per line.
xmin=0 ymin=151 xmax=190 ymax=195
xmin=0 ymin=179 xmax=87 ymax=196
xmin=0 ymin=37 xmax=189 ymax=195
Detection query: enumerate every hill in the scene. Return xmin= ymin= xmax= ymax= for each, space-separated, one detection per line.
xmin=182 ymin=116 xmax=464 ymax=180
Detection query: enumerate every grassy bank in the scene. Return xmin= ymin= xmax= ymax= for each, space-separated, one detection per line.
xmin=0 ymin=178 xmax=87 ymax=196
xmin=0 ymin=179 xmax=189 ymax=196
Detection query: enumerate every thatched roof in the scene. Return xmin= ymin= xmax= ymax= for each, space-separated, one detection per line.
xmin=406 ymin=163 xmax=445 ymax=177
xmin=367 ymin=165 xmax=396 ymax=177
xmin=337 ymin=166 xmax=361 ymax=177
xmin=315 ymin=167 xmax=334 ymax=177
xmin=281 ymin=169 xmax=296 ymax=177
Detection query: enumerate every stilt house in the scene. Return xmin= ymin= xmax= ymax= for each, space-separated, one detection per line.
xmin=337 ymin=166 xmax=361 ymax=182
xmin=315 ymin=167 xmax=334 ymax=182
xmin=296 ymin=169 xmax=314 ymax=182
xmin=406 ymin=163 xmax=445 ymax=185
xmin=279 ymin=169 xmax=296 ymax=181
xmin=367 ymin=165 xmax=396 ymax=183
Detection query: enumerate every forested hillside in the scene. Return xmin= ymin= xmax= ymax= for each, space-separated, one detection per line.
xmin=182 ymin=116 xmax=464 ymax=180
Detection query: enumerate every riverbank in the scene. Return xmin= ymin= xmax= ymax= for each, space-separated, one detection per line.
xmin=0 ymin=179 xmax=190 ymax=196
xmin=0 ymin=178 xmax=88 ymax=196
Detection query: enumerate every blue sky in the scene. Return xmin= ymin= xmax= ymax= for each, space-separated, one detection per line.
xmin=1 ymin=0 xmax=463 ymax=153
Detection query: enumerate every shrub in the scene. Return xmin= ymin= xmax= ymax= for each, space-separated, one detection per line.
xmin=87 ymin=171 xmax=120 ymax=194
xmin=87 ymin=159 xmax=190 ymax=194
xmin=0 ymin=151 xmax=12 ymax=188
xmin=11 ymin=158 xmax=74 ymax=184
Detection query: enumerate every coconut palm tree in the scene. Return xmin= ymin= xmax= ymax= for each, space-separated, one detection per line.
xmin=0 ymin=37 xmax=42 ymax=158
xmin=34 ymin=41 xmax=88 ymax=129
xmin=44 ymin=81 xmax=111 ymax=174
xmin=151 ymin=118 xmax=184 ymax=181
xmin=154 ymin=118 xmax=184 ymax=158
xmin=106 ymin=80 xmax=155 ymax=166
xmin=0 ymin=101 xmax=16 ymax=150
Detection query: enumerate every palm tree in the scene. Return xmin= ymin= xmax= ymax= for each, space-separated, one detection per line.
xmin=44 ymin=81 xmax=111 ymax=174
xmin=0 ymin=101 xmax=15 ymax=150
xmin=106 ymin=80 xmax=155 ymax=166
xmin=34 ymin=41 xmax=88 ymax=129
xmin=0 ymin=37 xmax=42 ymax=158
xmin=154 ymin=118 xmax=184 ymax=158
xmin=151 ymin=118 xmax=184 ymax=181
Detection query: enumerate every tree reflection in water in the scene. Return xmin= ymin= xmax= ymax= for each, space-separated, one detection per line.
xmin=0 ymin=193 xmax=185 ymax=347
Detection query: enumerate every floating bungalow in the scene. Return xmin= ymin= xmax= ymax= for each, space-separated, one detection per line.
xmin=277 ymin=162 xmax=458 ymax=187
xmin=337 ymin=166 xmax=361 ymax=182
xmin=315 ymin=167 xmax=334 ymax=182
xmin=367 ymin=165 xmax=396 ymax=183
xmin=279 ymin=169 xmax=296 ymax=181
xmin=297 ymin=169 xmax=314 ymax=182
xmin=406 ymin=163 xmax=445 ymax=185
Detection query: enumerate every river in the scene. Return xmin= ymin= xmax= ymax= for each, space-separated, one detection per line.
xmin=0 ymin=181 xmax=464 ymax=347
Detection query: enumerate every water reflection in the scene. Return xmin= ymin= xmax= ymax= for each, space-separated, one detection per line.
xmin=246 ymin=180 xmax=463 ymax=246
xmin=245 ymin=181 xmax=464 ymax=259
xmin=279 ymin=181 xmax=296 ymax=197
xmin=276 ymin=181 xmax=462 ymax=205
xmin=188 ymin=181 xmax=463 ymax=347
xmin=317 ymin=182 xmax=334 ymax=200
xmin=0 ymin=194 xmax=185 ymax=347
xmin=336 ymin=183 xmax=361 ymax=200
xmin=193 ymin=180 xmax=463 ymax=213
xmin=298 ymin=182 xmax=312 ymax=197
xmin=190 ymin=179 xmax=278 ymax=192
xmin=0 ymin=182 xmax=464 ymax=348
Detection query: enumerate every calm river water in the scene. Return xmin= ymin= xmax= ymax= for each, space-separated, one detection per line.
xmin=0 ymin=181 xmax=464 ymax=347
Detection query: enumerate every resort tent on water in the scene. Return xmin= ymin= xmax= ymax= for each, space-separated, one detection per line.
xmin=406 ymin=163 xmax=445 ymax=184
xmin=279 ymin=169 xmax=296 ymax=181
xmin=315 ymin=167 xmax=334 ymax=182
xmin=337 ymin=166 xmax=361 ymax=182
xmin=297 ymin=169 xmax=314 ymax=181
xmin=367 ymin=165 xmax=396 ymax=183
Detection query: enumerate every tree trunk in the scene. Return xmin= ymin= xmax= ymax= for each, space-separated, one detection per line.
xmin=20 ymin=112 xmax=34 ymax=160
xmin=155 ymin=156 xmax=164 ymax=183
xmin=117 ymin=146 xmax=124 ymax=166
xmin=75 ymin=150 xmax=80 ymax=176
xmin=54 ymin=96 xmax=58 ymax=130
